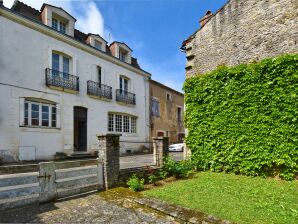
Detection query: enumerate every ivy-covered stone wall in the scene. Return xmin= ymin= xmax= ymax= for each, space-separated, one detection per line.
xmin=184 ymin=54 xmax=298 ymax=180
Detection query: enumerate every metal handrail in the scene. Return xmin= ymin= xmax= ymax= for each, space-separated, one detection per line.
xmin=116 ymin=89 xmax=136 ymax=105
xmin=87 ymin=80 xmax=112 ymax=99
xmin=45 ymin=68 xmax=79 ymax=91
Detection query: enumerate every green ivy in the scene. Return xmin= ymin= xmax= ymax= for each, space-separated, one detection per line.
xmin=183 ymin=54 xmax=298 ymax=180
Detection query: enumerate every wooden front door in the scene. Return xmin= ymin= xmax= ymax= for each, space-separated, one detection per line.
xmin=74 ymin=107 xmax=87 ymax=152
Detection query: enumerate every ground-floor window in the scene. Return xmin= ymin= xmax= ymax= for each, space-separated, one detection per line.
xmin=108 ymin=113 xmax=137 ymax=133
xmin=23 ymin=100 xmax=57 ymax=128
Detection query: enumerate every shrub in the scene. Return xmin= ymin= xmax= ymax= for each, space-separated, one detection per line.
xmin=148 ymin=174 xmax=159 ymax=185
xmin=163 ymin=156 xmax=194 ymax=178
xmin=184 ymin=54 xmax=298 ymax=180
xmin=127 ymin=174 xmax=145 ymax=191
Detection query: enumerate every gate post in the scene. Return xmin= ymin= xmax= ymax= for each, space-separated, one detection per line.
xmin=153 ymin=137 xmax=169 ymax=167
xmin=97 ymin=134 xmax=121 ymax=190
xmin=39 ymin=162 xmax=56 ymax=203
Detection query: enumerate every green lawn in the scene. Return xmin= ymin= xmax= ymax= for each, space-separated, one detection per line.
xmin=144 ymin=172 xmax=298 ymax=224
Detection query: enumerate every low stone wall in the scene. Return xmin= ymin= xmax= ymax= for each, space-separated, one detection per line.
xmin=118 ymin=166 xmax=159 ymax=187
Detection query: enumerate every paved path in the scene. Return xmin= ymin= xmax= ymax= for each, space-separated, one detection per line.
xmin=0 ymin=188 xmax=227 ymax=224
xmin=120 ymin=152 xmax=184 ymax=169
xmin=0 ymin=189 xmax=181 ymax=224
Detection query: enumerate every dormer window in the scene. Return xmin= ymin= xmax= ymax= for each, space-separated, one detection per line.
xmin=119 ymin=49 xmax=128 ymax=62
xmin=41 ymin=4 xmax=76 ymax=37
xmin=52 ymin=18 xmax=66 ymax=34
xmin=94 ymin=40 xmax=102 ymax=50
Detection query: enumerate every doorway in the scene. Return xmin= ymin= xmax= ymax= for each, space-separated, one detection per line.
xmin=74 ymin=107 xmax=87 ymax=152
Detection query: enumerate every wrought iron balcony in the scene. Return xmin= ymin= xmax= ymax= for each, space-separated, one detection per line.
xmin=116 ymin=89 xmax=136 ymax=105
xmin=87 ymin=80 xmax=112 ymax=100
xmin=45 ymin=68 xmax=79 ymax=92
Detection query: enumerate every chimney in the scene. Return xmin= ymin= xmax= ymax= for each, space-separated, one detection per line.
xmin=199 ymin=10 xmax=213 ymax=27
xmin=0 ymin=0 xmax=3 ymax=6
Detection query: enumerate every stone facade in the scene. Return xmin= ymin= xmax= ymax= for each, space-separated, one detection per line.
xmin=149 ymin=80 xmax=185 ymax=143
xmin=183 ymin=0 xmax=298 ymax=77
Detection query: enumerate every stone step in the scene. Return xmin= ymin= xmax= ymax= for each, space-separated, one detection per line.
xmin=55 ymin=165 xmax=98 ymax=179
xmin=0 ymin=183 xmax=40 ymax=200
xmin=0 ymin=172 xmax=39 ymax=188
xmin=55 ymin=174 xmax=98 ymax=189
xmin=0 ymin=193 xmax=39 ymax=211
xmin=56 ymin=183 xmax=100 ymax=199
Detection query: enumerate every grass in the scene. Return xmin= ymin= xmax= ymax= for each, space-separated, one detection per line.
xmin=143 ymin=172 xmax=298 ymax=224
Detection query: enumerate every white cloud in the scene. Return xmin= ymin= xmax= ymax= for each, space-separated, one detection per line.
xmin=75 ymin=1 xmax=104 ymax=36
xmin=4 ymin=0 xmax=108 ymax=40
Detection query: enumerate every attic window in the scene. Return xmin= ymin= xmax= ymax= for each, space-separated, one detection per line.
xmin=94 ymin=40 xmax=102 ymax=50
xmin=52 ymin=18 xmax=66 ymax=34
xmin=119 ymin=49 xmax=128 ymax=62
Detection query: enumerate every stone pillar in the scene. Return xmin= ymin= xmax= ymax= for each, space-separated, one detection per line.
xmin=97 ymin=134 xmax=121 ymax=190
xmin=39 ymin=162 xmax=56 ymax=203
xmin=183 ymin=143 xmax=192 ymax=160
xmin=153 ymin=137 xmax=169 ymax=167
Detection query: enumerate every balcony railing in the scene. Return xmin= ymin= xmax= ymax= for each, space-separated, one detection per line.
xmin=116 ymin=89 xmax=136 ymax=105
xmin=87 ymin=80 xmax=112 ymax=100
xmin=45 ymin=68 xmax=79 ymax=91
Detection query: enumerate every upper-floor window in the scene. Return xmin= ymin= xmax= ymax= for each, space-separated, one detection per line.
xmin=97 ymin=66 xmax=102 ymax=85
xmin=119 ymin=76 xmax=129 ymax=93
xmin=166 ymin=93 xmax=172 ymax=101
xmin=52 ymin=18 xmax=66 ymax=34
xmin=24 ymin=100 xmax=57 ymax=128
xmin=151 ymin=98 xmax=160 ymax=117
xmin=119 ymin=49 xmax=128 ymax=62
xmin=177 ymin=107 xmax=182 ymax=123
xmin=94 ymin=40 xmax=102 ymax=50
xmin=52 ymin=52 xmax=71 ymax=78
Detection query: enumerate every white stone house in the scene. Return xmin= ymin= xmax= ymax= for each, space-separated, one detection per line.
xmin=0 ymin=1 xmax=151 ymax=162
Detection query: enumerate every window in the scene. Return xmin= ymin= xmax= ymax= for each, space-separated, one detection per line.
xmin=52 ymin=18 xmax=66 ymax=34
xmin=52 ymin=18 xmax=58 ymax=30
xmin=115 ymin=114 xmax=122 ymax=132
xmin=23 ymin=101 xmax=57 ymax=128
xmin=52 ymin=52 xmax=71 ymax=77
xmin=151 ymin=98 xmax=160 ymax=117
xmin=108 ymin=113 xmax=114 ymax=131
xmin=177 ymin=107 xmax=182 ymax=123
xmin=94 ymin=40 xmax=102 ymax=50
xmin=119 ymin=50 xmax=127 ymax=62
xmin=97 ymin=66 xmax=102 ymax=85
xmin=59 ymin=21 xmax=66 ymax=34
xmin=123 ymin=116 xmax=130 ymax=133
xmin=107 ymin=113 xmax=137 ymax=133
xmin=166 ymin=93 xmax=172 ymax=101
xmin=119 ymin=76 xmax=129 ymax=93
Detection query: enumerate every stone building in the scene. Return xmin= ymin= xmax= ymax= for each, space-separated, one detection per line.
xmin=181 ymin=0 xmax=298 ymax=77
xmin=150 ymin=80 xmax=185 ymax=144
xmin=0 ymin=1 xmax=151 ymax=162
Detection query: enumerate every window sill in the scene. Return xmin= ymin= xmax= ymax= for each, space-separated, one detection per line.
xmin=20 ymin=125 xmax=60 ymax=130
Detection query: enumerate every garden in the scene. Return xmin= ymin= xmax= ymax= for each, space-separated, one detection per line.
xmin=126 ymin=54 xmax=298 ymax=224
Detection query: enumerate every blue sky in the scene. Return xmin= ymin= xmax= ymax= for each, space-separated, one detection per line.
xmin=4 ymin=0 xmax=228 ymax=92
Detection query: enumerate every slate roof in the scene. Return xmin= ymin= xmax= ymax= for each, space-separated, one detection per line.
xmin=8 ymin=0 xmax=143 ymax=71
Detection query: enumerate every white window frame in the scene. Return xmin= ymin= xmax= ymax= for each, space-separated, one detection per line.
xmin=52 ymin=51 xmax=72 ymax=76
xmin=107 ymin=113 xmax=137 ymax=133
xmin=94 ymin=40 xmax=103 ymax=50
xmin=20 ymin=99 xmax=60 ymax=128
xmin=52 ymin=17 xmax=66 ymax=34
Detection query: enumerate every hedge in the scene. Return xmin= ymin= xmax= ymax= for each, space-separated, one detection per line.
xmin=183 ymin=54 xmax=298 ymax=180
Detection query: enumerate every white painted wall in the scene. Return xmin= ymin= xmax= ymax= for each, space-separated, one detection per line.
xmin=0 ymin=15 xmax=150 ymax=162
